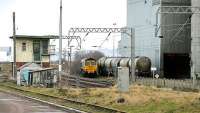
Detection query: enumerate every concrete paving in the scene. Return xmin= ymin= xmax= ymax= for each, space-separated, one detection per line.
xmin=0 ymin=92 xmax=68 ymax=113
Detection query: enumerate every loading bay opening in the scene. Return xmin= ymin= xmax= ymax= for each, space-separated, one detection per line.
xmin=164 ymin=53 xmax=190 ymax=79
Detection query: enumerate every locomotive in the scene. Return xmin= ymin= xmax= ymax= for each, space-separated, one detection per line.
xmin=80 ymin=58 xmax=97 ymax=77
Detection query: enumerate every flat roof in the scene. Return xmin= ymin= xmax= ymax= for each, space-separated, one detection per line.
xmin=10 ymin=35 xmax=59 ymax=39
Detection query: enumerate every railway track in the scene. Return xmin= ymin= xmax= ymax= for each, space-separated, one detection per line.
xmin=0 ymin=91 xmax=71 ymax=113
xmin=62 ymin=75 xmax=115 ymax=88
xmin=0 ymin=83 xmax=125 ymax=113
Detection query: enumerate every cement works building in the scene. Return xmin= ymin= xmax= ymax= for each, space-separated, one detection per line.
xmin=118 ymin=0 xmax=200 ymax=79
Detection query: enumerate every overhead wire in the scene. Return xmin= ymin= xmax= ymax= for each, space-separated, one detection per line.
xmin=99 ymin=32 xmax=112 ymax=47
xmin=170 ymin=16 xmax=191 ymax=42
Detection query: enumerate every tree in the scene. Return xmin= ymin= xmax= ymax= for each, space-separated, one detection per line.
xmin=70 ymin=50 xmax=104 ymax=74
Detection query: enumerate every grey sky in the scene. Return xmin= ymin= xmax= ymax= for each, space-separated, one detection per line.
xmin=0 ymin=0 xmax=126 ymax=50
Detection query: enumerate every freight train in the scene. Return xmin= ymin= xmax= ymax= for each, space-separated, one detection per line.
xmin=80 ymin=56 xmax=151 ymax=77
xmin=97 ymin=56 xmax=151 ymax=77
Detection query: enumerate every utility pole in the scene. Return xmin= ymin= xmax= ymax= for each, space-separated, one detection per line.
xmin=58 ymin=0 xmax=62 ymax=87
xmin=113 ymin=36 xmax=115 ymax=57
xmin=69 ymin=46 xmax=73 ymax=75
xmin=113 ymin=23 xmax=116 ymax=57
xmin=130 ymin=28 xmax=135 ymax=83
xmin=13 ymin=12 xmax=17 ymax=80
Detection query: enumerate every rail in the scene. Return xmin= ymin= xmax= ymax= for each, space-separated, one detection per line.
xmin=62 ymin=75 xmax=114 ymax=88
xmin=0 ymin=84 xmax=125 ymax=113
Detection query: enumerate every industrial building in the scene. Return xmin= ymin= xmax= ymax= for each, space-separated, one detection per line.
xmin=118 ymin=0 xmax=200 ymax=78
xmin=0 ymin=47 xmax=11 ymax=62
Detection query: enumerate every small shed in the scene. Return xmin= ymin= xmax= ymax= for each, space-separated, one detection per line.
xmin=17 ymin=63 xmax=42 ymax=85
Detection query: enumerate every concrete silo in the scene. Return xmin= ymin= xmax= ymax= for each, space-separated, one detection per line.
xmin=119 ymin=0 xmax=192 ymax=78
xmin=120 ymin=0 xmax=160 ymax=70
xmin=191 ymin=0 xmax=200 ymax=78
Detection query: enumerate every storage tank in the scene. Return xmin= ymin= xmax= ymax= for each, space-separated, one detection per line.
xmin=191 ymin=0 xmax=200 ymax=78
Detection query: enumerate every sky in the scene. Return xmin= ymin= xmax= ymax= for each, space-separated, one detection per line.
xmin=0 ymin=0 xmax=126 ymax=51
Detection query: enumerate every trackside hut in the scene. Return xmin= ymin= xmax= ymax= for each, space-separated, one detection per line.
xmin=10 ymin=35 xmax=56 ymax=68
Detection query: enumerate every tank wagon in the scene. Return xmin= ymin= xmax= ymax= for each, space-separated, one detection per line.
xmin=97 ymin=56 xmax=151 ymax=77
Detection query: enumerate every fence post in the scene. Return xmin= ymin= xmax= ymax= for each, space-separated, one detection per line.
xmin=173 ymin=79 xmax=175 ymax=88
xmin=163 ymin=78 xmax=165 ymax=87
xmin=76 ymin=73 xmax=80 ymax=88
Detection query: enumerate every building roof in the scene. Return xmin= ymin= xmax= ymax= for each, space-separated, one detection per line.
xmin=18 ymin=62 xmax=42 ymax=71
xmin=10 ymin=35 xmax=59 ymax=39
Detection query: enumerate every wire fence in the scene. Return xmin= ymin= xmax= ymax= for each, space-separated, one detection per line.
xmin=61 ymin=74 xmax=114 ymax=88
xmin=135 ymin=77 xmax=200 ymax=90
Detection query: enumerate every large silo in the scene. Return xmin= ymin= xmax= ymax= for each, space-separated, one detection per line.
xmin=160 ymin=0 xmax=191 ymax=78
xmin=191 ymin=0 xmax=200 ymax=78
xmin=119 ymin=0 xmax=191 ymax=78
xmin=121 ymin=0 xmax=161 ymax=70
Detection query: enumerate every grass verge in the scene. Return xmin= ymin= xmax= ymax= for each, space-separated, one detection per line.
xmin=0 ymin=81 xmax=200 ymax=113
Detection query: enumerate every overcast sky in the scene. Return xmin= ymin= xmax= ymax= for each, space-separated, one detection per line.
xmin=0 ymin=0 xmax=126 ymax=50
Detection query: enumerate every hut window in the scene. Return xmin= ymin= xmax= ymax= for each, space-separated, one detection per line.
xmin=22 ymin=42 xmax=26 ymax=51
xmin=42 ymin=40 xmax=48 ymax=54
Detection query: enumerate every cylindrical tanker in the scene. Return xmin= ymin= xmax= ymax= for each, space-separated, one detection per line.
xmin=104 ymin=58 xmax=113 ymax=68
xmin=135 ymin=56 xmax=151 ymax=72
xmin=97 ymin=56 xmax=151 ymax=77
xmin=110 ymin=58 xmax=121 ymax=67
xmin=97 ymin=57 xmax=107 ymax=76
xmin=98 ymin=57 xmax=107 ymax=67
xmin=110 ymin=58 xmax=121 ymax=76
xmin=128 ymin=57 xmax=139 ymax=68
xmin=119 ymin=58 xmax=130 ymax=67
xmin=128 ymin=56 xmax=151 ymax=77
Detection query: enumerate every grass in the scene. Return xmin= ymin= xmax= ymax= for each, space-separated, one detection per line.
xmin=0 ymin=84 xmax=110 ymax=113
xmin=1 ymin=81 xmax=200 ymax=113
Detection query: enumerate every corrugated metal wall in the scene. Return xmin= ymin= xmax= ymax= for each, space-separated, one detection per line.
xmin=160 ymin=0 xmax=191 ymax=75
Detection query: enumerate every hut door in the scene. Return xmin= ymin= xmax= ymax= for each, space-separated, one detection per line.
xmin=33 ymin=41 xmax=41 ymax=61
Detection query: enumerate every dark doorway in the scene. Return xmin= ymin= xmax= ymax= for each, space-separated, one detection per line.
xmin=164 ymin=53 xmax=190 ymax=79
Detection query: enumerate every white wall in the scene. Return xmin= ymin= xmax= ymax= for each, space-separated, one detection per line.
xmin=0 ymin=52 xmax=11 ymax=61
xmin=118 ymin=0 xmax=160 ymax=69
xmin=16 ymin=39 xmax=33 ymax=62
